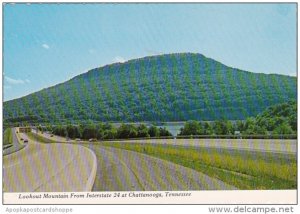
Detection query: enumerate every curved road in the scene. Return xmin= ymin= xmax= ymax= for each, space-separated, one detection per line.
xmin=3 ymin=128 xmax=97 ymax=192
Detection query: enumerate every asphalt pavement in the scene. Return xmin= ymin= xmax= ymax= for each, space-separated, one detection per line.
xmin=3 ymin=129 xmax=97 ymax=192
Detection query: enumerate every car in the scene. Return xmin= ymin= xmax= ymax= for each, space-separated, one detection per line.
xmin=23 ymin=139 xmax=28 ymax=143
xmin=89 ymin=138 xmax=97 ymax=142
xmin=75 ymin=138 xmax=81 ymax=141
xmin=20 ymin=138 xmax=24 ymax=141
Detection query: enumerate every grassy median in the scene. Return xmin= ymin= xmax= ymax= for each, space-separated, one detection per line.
xmin=101 ymin=142 xmax=296 ymax=190
xmin=27 ymin=132 xmax=57 ymax=144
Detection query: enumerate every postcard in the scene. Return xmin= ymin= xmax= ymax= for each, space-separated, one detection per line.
xmin=2 ymin=2 xmax=297 ymax=206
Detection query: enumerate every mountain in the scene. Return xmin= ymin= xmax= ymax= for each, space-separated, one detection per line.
xmin=3 ymin=53 xmax=297 ymax=125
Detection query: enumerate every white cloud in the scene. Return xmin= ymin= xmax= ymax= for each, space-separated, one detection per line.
xmin=4 ymin=76 xmax=30 ymax=85
xmin=114 ymin=56 xmax=126 ymax=63
xmin=42 ymin=43 xmax=50 ymax=49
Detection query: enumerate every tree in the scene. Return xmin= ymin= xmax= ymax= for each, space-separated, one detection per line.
xmin=117 ymin=124 xmax=138 ymax=139
xmin=97 ymin=128 xmax=104 ymax=140
xmin=235 ymin=120 xmax=245 ymax=132
xmin=213 ymin=120 xmax=231 ymax=135
xmin=66 ymin=125 xmax=80 ymax=139
xmin=179 ymin=121 xmax=203 ymax=136
xmin=159 ymin=127 xmax=172 ymax=137
xmin=53 ymin=125 xmax=67 ymax=137
xmin=203 ymin=122 xmax=213 ymax=135
xmin=137 ymin=124 xmax=150 ymax=138
xmin=96 ymin=122 xmax=117 ymax=140
xmin=273 ymin=122 xmax=294 ymax=135
xmin=244 ymin=117 xmax=256 ymax=131
xmin=148 ymin=126 xmax=159 ymax=137
xmin=81 ymin=124 xmax=97 ymax=139
xmin=289 ymin=114 xmax=297 ymax=132
xmin=243 ymin=124 xmax=267 ymax=135
xmin=103 ymin=128 xmax=117 ymax=139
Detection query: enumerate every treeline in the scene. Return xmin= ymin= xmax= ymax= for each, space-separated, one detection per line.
xmin=41 ymin=123 xmax=172 ymax=140
xmin=179 ymin=101 xmax=297 ymax=137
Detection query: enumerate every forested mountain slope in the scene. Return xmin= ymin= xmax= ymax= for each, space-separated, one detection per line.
xmin=4 ymin=53 xmax=296 ymax=124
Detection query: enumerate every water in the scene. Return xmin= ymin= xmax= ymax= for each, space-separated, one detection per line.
xmin=157 ymin=124 xmax=184 ymax=136
xmin=111 ymin=122 xmax=184 ymax=136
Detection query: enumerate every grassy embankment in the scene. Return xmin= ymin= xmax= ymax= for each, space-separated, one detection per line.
xmin=27 ymin=132 xmax=57 ymax=144
xmin=101 ymin=141 xmax=296 ymax=190
xmin=3 ymin=128 xmax=13 ymax=146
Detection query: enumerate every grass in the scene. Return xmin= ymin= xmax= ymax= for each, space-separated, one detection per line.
xmin=101 ymin=142 xmax=297 ymax=190
xmin=3 ymin=128 xmax=13 ymax=146
xmin=27 ymin=132 xmax=57 ymax=144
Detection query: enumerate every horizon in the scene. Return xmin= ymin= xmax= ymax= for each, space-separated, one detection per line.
xmin=3 ymin=3 xmax=297 ymax=101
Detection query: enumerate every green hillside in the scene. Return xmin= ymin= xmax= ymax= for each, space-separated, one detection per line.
xmin=255 ymin=100 xmax=297 ymax=134
xmin=178 ymin=101 xmax=297 ymax=137
xmin=3 ymin=53 xmax=297 ymax=125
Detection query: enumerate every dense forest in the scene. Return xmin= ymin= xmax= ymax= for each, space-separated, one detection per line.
xmin=3 ymin=53 xmax=296 ymax=126
xmin=178 ymin=101 xmax=297 ymax=137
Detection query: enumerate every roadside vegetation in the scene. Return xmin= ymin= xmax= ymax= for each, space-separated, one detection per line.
xmin=37 ymin=123 xmax=172 ymax=140
xmin=101 ymin=142 xmax=297 ymax=190
xmin=3 ymin=128 xmax=13 ymax=146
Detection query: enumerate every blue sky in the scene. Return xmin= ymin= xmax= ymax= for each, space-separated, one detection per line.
xmin=3 ymin=3 xmax=297 ymax=101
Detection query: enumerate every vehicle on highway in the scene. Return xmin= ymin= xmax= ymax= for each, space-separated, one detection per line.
xmin=89 ymin=138 xmax=97 ymax=142
xmin=75 ymin=138 xmax=81 ymax=141
xmin=23 ymin=139 xmax=28 ymax=143
xmin=20 ymin=138 xmax=24 ymax=141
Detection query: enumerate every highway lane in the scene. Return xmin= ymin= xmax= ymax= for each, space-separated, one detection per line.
xmin=35 ymin=131 xmax=297 ymax=154
xmin=3 ymin=130 xmax=97 ymax=192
